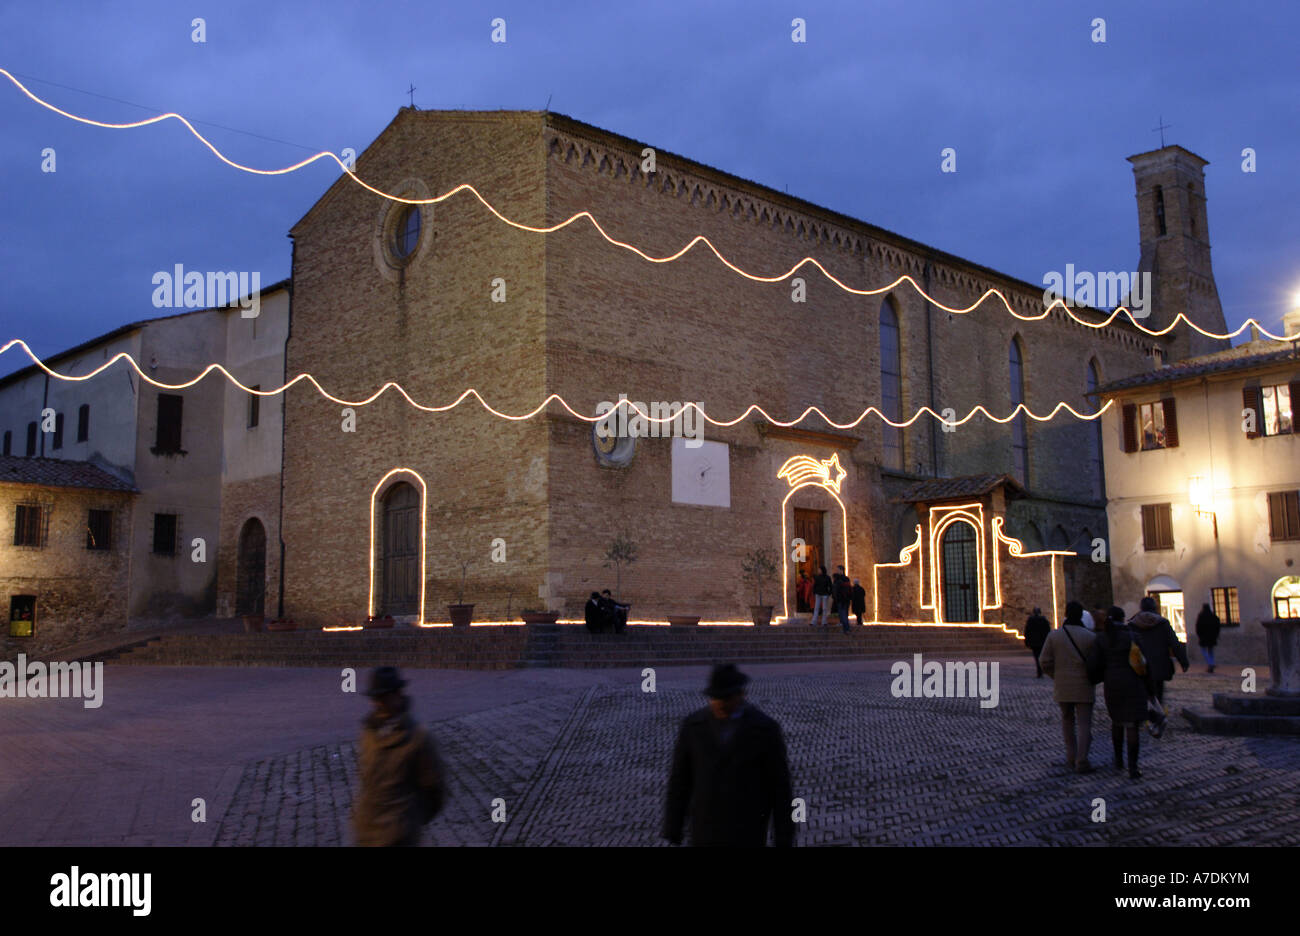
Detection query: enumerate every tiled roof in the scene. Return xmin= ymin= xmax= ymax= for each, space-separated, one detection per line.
xmin=0 ymin=455 xmax=136 ymax=493
xmin=895 ymin=473 xmax=1025 ymax=503
xmin=1095 ymin=343 xmax=1300 ymax=394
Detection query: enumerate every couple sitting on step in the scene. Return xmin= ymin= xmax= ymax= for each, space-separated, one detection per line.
xmin=584 ymin=590 xmax=628 ymax=634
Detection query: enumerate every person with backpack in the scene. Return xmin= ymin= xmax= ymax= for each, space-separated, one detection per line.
xmin=352 ymin=666 xmax=445 ymax=845
xmin=1130 ymin=596 xmax=1189 ymax=735
xmin=1038 ymin=601 xmax=1101 ymax=773
xmin=1096 ymin=606 xmax=1150 ymax=779
xmin=1195 ymin=603 xmax=1221 ymax=673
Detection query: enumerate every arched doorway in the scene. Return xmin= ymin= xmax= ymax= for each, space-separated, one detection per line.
xmin=380 ymin=482 xmax=421 ymax=616
xmin=940 ymin=521 xmax=979 ymax=622
xmin=235 ymin=518 xmax=266 ymax=616
xmin=1145 ymin=574 xmax=1185 ymax=638
xmin=1272 ymin=576 xmax=1300 ymax=618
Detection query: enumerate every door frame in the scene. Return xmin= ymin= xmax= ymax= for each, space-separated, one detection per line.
xmin=235 ymin=516 xmax=267 ymax=616
xmin=938 ymin=517 xmax=981 ymax=623
xmin=368 ymin=468 xmax=428 ymax=623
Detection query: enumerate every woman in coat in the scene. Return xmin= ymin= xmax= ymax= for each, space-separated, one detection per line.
xmin=1038 ymin=601 xmax=1099 ymax=773
xmin=1096 ymin=606 xmax=1149 ymax=779
xmin=1195 ymin=603 xmax=1221 ymax=673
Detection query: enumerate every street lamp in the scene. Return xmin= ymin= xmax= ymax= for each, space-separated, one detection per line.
xmin=1189 ymin=475 xmax=1218 ymax=539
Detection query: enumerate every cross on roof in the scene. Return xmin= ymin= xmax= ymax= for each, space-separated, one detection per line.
xmin=407 ymin=83 xmax=417 ymax=109
xmin=1152 ymin=116 xmax=1172 ymax=148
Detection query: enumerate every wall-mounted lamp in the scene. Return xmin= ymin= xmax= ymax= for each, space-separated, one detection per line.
xmin=1188 ymin=475 xmax=1218 ymax=539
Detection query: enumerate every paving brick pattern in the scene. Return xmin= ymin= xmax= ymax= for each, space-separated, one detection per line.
xmin=213 ymin=665 xmax=1300 ymax=846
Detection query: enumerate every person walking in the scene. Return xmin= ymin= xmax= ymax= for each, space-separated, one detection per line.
xmin=352 ymin=666 xmax=446 ymax=846
xmin=1131 ymin=596 xmax=1189 ymax=734
xmin=851 ymin=578 xmax=867 ymax=627
xmin=1038 ymin=601 xmax=1100 ymax=773
xmin=810 ymin=566 xmax=832 ymax=627
xmin=663 ymin=664 xmax=795 ymax=847
xmin=1195 ymin=603 xmax=1221 ymax=673
xmin=1096 ymin=606 xmax=1149 ymax=779
xmin=832 ymin=566 xmax=853 ymax=634
xmin=796 ymin=570 xmax=814 ymax=613
xmin=1024 ymin=608 xmax=1050 ymax=678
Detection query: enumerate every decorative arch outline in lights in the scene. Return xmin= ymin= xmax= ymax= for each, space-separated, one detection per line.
xmin=928 ymin=507 xmax=987 ymax=625
xmin=368 ymin=468 xmax=428 ymax=625
xmin=777 ymin=453 xmax=850 ymax=622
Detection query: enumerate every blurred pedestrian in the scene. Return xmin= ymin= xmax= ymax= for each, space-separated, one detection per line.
xmin=352 ymin=666 xmax=445 ymax=846
xmin=851 ymin=578 xmax=867 ymax=627
xmin=1024 ymin=607 xmax=1050 ymax=677
xmin=810 ymin=566 xmax=832 ymax=627
xmin=1195 ymin=603 xmax=1221 ymax=673
xmin=1097 ymin=606 xmax=1148 ymax=780
xmin=663 ymin=664 xmax=795 ymax=847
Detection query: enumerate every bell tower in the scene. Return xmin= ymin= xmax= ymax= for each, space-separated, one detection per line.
xmin=1127 ymin=145 xmax=1230 ymax=361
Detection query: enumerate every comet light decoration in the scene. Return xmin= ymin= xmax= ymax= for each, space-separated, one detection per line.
xmin=777 ymin=453 xmax=849 ymax=621
xmin=0 ymin=339 xmax=1114 ymax=431
xmin=2 ymin=67 xmax=1292 ymax=343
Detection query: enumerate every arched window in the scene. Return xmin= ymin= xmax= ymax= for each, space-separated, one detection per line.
xmin=1009 ymin=337 xmax=1028 ymax=485
xmin=1086 ymin=358 xmax=1103 ymax=498
xmin=880 ymin=297 xmax=903 ymax=470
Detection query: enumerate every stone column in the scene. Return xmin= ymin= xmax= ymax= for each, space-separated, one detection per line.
xmin=1262 ymin=618 xmax=1300 ymax=697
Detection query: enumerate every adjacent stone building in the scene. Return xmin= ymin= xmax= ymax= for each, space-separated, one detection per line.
xmin=279 ymin=111 xmax=1225 ymax=626
xmin=1095 ymin=309 xmax=1300 ymax=664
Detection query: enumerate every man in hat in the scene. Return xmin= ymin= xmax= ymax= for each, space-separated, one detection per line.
xmin=663 ymin=663 xmax=795 ymax=847
xmin=352 ymin=666 xmax=446 ymax=846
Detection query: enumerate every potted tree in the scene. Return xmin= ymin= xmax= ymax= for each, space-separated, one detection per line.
xmin=448 ymin=554 xmax=474 ymax=627
xmin=520 ymin=608 xmax=561 ymax=625
xmin=603 ymin=534 xmax=637 ymax=630
xmin=742 ymin=547 xmax=779 ymax=626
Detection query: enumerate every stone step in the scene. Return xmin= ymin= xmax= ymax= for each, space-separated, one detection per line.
xmin=1181 ymin=707 xmax=1300 ymax=736
xmin=1212 ymin=693 xmax=1300 ymax=717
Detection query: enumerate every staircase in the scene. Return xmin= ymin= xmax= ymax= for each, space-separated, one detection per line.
xmin=109 ymin=623 xmax=1026 ymax=670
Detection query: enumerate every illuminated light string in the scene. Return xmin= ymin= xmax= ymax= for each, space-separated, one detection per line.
xmin=3 ymin=67 xmax=1292 ymax=344
xmin=0 ymin=339 xmax=1115 ymax=430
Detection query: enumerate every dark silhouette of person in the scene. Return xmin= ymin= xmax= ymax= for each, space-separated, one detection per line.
xmin=850 ymin=578 xmax=867 ymax=627
xmin=1025 ymin=607 xmax=1051 ymax=677
xmin=1195 ymin=603 xmax=1221 ymax=673
xmin=584 ymin=592 xmax=603 ymax=633
xmin=663 ymin=664 xmax=795 ymax=847
xmin=352 ymin=666 xmax=445 ymax=846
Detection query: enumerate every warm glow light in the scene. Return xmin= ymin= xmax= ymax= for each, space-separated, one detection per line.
xmin=777 ymin=453 xmax=846 ymax=493
xmin=0 ymin=67 xmax=1284 ymax=342
xmin=322 ymin=625 xmax=364 ymax=632
xmin=872 ymin=524 xmax=922 ymax=622
xmin=0 ymin=340 xmax=1114 ymax=431
xmin=778 ymin=470 xmax=850 ymax=621
xmin=367 ymin=468 xmax=428 ymax=625
xmin=1188 ymin=475 xmax=1215 ymax=517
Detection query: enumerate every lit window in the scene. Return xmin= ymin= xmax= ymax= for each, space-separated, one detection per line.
xmin=1261 ymin=385 xmax=1293 ymax=437
xmin=9 ymin=595 xmax=35 ymax=638
xmin=1140 ymin=402 xmax=1166 ymax=449
xmin=1211 ymin=586 xmax=1239 ymax=627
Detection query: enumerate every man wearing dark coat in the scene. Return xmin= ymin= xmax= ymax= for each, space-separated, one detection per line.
xmin=1096 ymin=607 xmax=1148 ymax=780
xmin=1024 ymin=608 xmax=1051 ymax=678
xmin=1131 ymin=596 xmax=1189 ymax=706
xmin=850 ymin=578 xmax=867 ymax=627
xmin=584 ymin=592 xmax=603 ymax=633
xmin=663 ymin=664 xmax=795 ymax=847
xmin=352 ymin=666 xmax=445 ymax=846
xmin=1195 ymin=603 xmax=1221 ymax=673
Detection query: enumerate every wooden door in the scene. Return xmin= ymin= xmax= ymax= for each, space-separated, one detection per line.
xmin=381 ymin=483 xmax=420 ymax=616
xmin=235 ymin=518 xmax=266 ymax=616
xmin=793 ymin=508 xmax=824 ymax=612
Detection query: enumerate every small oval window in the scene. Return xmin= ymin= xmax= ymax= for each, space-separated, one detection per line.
xmin=392 ymin=205 xmax=421 ymax=260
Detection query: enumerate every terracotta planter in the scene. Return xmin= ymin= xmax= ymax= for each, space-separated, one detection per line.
xmin=242 ymin=615 xmax=264 ymax=633
xmin=365 ymin=615 xmax=395 ymax=630
xmin=448 ymin=604 xmax=475 ymax=628
xmin=750 ymin=605 xmax=775 ymax=627
xmin=266 ymin=619 xmax=296 ymax=632
xmin=667 ymin=615 xmax=701 ymax=627
xmin=521 ymin=611 xmax=560 ymax=625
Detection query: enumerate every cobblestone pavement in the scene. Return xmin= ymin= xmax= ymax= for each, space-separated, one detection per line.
xmin=212 ymin=662 xmax=1300 ymax=846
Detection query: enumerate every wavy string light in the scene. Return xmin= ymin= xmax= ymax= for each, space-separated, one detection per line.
xmin=0 ymin=338 xmax=1112 ymax=430
xmin=4 ymin=67 xmax=1292 ymax=343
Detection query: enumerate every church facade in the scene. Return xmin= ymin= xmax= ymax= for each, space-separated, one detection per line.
xmin=279 ymin=111 xmax=1225 ymax=627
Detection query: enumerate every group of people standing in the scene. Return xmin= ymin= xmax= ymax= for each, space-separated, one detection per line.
xmin=798 ymin=565 xmax=866 ymax=633
xmin=583 ymin=589 xmax=629 ymax=633
xmin=1030 ymin=597 xmax=1195 ymax=780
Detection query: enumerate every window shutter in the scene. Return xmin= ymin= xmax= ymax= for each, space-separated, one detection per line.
xmin=1243 ymin=386 xmax=1261 ymax=439
xmin=1162 ymin=398 xmax=1179 ymax=448
xmin=1288 ymin=492 xmax=1300 ymax=540
xmin=1269 ymin=492 xmax=1285 ymax=540
xmin=1141 ymin=504 xmax=1155 ymax=549
xmin=1122 ymin=403 xmax=1138 ymax=453
xmin=1158 ymin=504 xmax=1173 ymax=549
xmin=1290 ymin=382 xmax=1300 ymax=428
